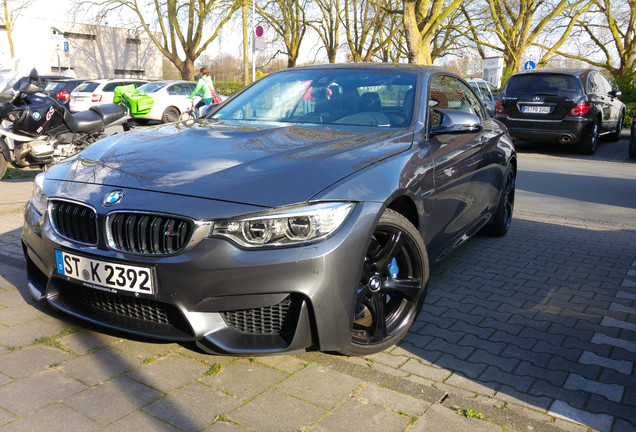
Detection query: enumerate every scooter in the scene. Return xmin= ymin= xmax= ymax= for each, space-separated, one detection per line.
xmin=0 ymin=68 xmax=133 ymax=179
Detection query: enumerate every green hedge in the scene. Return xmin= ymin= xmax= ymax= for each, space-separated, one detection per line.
xmin=215 ymin=81 xmax=245 ymax=96
xmin=625 ymin=103 xmax=635 ymax=128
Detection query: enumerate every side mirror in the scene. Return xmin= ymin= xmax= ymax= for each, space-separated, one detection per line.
xmin=29 ymin=68 xmax=39 ymax=82
xmin=429 ymin=109 xmax=482 ymax=136
xmin=609 ymin=89 xmax=622 ymax=98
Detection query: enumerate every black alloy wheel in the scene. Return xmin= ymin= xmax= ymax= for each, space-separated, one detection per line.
xmin=607 ymin=111 xmax=624 ymax=142
xmin=162 ymin=107 xmax=180 ymax=123
xmin=339 ymin=209 xmax=429 ymax=355
xmin=482 ymin=164 xmax=515 ymax=236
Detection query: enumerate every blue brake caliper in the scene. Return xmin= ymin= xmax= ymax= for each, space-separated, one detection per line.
xmin=388 ymin=257 xmax=399 ymax=279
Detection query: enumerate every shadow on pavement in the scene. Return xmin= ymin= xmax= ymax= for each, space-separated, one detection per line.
xmin=0 ymin=224 xmax=205 ymax=431
xmin=397 ymin=217 xmax=636 ymax=431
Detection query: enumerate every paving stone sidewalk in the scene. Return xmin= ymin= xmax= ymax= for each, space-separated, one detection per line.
xmin=1 ymin=180 xmax=635 ymax=431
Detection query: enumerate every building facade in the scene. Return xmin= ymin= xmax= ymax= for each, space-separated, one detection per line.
xmin=0 ymin=17 xmax=163 ymax=80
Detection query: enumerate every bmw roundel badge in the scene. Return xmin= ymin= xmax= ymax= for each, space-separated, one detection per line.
xmin=32 ymin=112 xmax=41 ymax=121
xmin=103 ymin=190 xmax=124 ymax=206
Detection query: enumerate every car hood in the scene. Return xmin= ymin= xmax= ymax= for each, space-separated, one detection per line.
xmin=47 ymin=120 xmax=413 ymax=207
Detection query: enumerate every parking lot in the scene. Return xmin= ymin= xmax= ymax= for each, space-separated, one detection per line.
xmin=0 ymin=133 xmax=634 ymax=431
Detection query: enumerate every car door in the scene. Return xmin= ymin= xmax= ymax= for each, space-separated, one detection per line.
xmin=425 ymin=74 xmax=498 ymax=258
xmin=587 ymin=72 xmax=614 ymax=132
xmin=168 ymin=83 xmax=193 ymax=112
xmin=595 ymin=73 xmax=621 ymax=130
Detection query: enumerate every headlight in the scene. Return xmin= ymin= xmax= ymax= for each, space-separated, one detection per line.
xmin=211 ymin=202 xmax=355 ymax=248
xmin=31 ymin=173 xmax=48 ymax=214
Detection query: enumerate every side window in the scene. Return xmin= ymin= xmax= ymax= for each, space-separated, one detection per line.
xmin=596 ymin=74 xmax=612 ymax=93
xmin=586 ymin=73 xmax=598 ymax=94
xmin=103 ymin=82 xmax=119 ymax=92
xmin=477 ymin=81 xmax=493 ymax=101
xmin=487 ymin=82 xmax=500 ymax=98
xmin=468 ymin=82 xmax=482 ymax=98
xmin=167 ymin=85 xmax=178 ymax=96
xmin=428 ymin=75 xmax=485 ymax=127
xmin=175 ymin=84 xmax=191 ymax=95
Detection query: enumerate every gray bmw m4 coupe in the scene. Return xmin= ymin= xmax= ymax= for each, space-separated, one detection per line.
xmin=22 ymin=64 xmax=516 ymax=356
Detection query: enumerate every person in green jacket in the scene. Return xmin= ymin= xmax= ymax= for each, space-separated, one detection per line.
xmin=189 ymin=68 xmax=215 ymax=117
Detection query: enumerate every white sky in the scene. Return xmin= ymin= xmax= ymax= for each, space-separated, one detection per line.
xmin=22 ymin=0 xmax=325 ymax=64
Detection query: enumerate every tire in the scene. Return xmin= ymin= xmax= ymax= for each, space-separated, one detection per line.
xmin=0 ymin=156 xmax=7 ymax=180
xmin=607 ymin=111 xmax=624 ymax=142
xmin=578 ymin=119 xmax=599 ymax=155
xmin=338 ymin=209 xmax=429 ymax=356
xmin=161 ymin=107 xmax=180 ymax=123
xmin=629 ymin=137 xmax=636 ymax=159
xmin=482 ymin=164 xmax=515 ymax=237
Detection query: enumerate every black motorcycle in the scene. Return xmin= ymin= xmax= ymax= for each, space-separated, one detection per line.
xmin=0 ymin=69 xmax=132 ymax=179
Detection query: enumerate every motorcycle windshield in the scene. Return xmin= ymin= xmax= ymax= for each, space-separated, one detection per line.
xmin=0 ymin=58 xmax=23 ymax=103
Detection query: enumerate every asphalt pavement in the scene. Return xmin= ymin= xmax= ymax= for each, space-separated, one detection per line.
xmin=0 ymin=135 xmax=634 ymax=431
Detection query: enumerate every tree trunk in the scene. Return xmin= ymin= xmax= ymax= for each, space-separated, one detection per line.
xmin=178 ymin=58 xmax=195 ymax=81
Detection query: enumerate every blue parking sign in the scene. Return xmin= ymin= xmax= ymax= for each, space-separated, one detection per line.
xmin=64 ymin=41 xmax=69 ymax=52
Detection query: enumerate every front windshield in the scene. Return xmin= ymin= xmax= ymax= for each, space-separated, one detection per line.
xmin=138 ymin=82 xmax=167 ymax=93
xmin=213 ymin=68 xmax=417 ymax=127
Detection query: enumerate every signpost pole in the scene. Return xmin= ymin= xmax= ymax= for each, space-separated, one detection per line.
xmin=252 ymin=0 xmax=255 ymax=83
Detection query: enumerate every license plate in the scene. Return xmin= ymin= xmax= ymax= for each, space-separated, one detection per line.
xmin=522 ymin=105 xmax=551 ymax=114
xmin=55 ymin=250 xmax=154 ymax=295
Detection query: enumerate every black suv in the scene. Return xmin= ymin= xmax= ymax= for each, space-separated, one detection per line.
xmin=43 ymin=78 xmax=86 ymax=109
xmin=630 ymin=114 xmax=635 ymax=159
xmin=495 ymin=68 xmax=625 ymax=154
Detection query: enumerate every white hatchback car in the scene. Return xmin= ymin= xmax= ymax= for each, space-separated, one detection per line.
xmin=69 ymin=78 xmax=148 ymax=112
xmin=133 ymin=80 xmax=199 ymax=123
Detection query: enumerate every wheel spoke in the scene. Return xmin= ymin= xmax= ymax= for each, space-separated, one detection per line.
xmin=383 ymin=278 xmax=421 ymax=302
xmin=374 ymin=230 xmax=405 ymax=271
xmin=368 ymin=292 xmax=387 ymax=342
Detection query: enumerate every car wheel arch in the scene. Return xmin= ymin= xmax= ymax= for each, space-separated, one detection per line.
xmin=387 ymin=195 xmax=419 ymax=230
xmin=161 ymin=106 xmax=181 ymax=123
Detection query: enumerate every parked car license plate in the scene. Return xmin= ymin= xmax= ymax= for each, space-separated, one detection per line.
xmin=55 ymin=250 xmax=154 ymax=294
xmin=522 ymin=105 xmax=551 ymax=114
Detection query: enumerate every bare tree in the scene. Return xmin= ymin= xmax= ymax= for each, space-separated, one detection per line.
xmin=462 ymin=0 xmax=592 ymax=83
xmin=257 ymin=0 xmax=308 ymax=68
xmin=541 ymin=0 xmax=636 ymax=97
xmin=0 ymin=0 xmax=33 ymax=57
xmin=74 ymin=0 xmax=240 ymax=80
xmin=341 ymin=0 xmax=398 ymax=62
xmin=307 ymin=0 xmax=341 ymax=63
xmin=403 ymin=0 xmax=465 ymax=64
xmin=373 ymin=0 xmax=407 ymax=62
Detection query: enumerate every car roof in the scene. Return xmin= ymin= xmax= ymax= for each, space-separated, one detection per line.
xmin=146 ymin=80 xmax=193 ymax=85
xmin=512 ymin=68 xmax=592 ymax=78
xmin=83 ymin=78 xmax=148 ymax=83
xmin=280 ymin=62 xmax=451 ymax=76
xmin=49 ymin=78 xmax=86 ymax=83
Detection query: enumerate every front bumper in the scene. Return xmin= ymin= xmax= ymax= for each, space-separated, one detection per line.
xmin=22 ymin=194 xmax=381 ymax=355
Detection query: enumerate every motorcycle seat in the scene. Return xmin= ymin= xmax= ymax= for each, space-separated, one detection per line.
xmin=64 ymin=109 xmax=104 ymax=134
xmin=91 ymin=104 xmax=126 ymax=125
